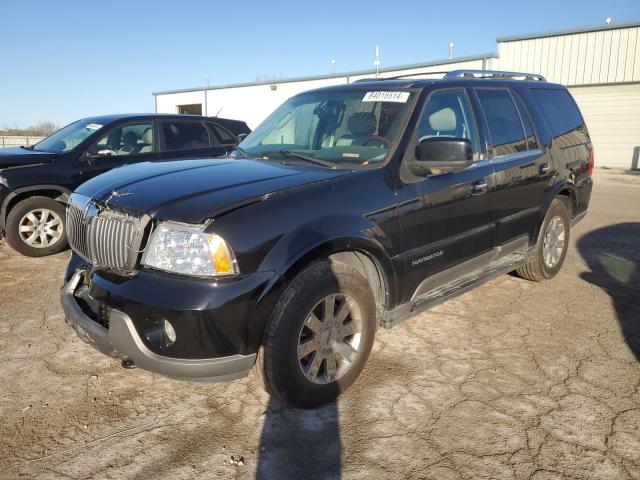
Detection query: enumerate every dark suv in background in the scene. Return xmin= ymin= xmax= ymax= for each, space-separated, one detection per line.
xmin=61 ymin=70 xmax=593 ymax=408
xmin=0 ymin=114 xmax=250 ymax=256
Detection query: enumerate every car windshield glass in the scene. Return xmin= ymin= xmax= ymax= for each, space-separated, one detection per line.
xmin=33 ymin=120 xmax=105 ymax=153
xmin=240 ymin=89 xmax=414 ymax=166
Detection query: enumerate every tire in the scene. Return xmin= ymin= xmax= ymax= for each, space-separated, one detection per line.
xmin=257 ymin=260 xmax=376 ymax=408
xmin=515 ymin=197 xmax=570 ymax=282
xmin=5 ymin=196 xmax=68 ymax=257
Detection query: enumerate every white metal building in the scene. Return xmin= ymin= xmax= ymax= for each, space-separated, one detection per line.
xmin=154 ymin=22 xmax=640 ymax=169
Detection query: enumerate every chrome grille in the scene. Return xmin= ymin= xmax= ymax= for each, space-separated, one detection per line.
xmin=67 ymin=194 xmax=142 ymax=270
xmin=67 ymin=203 xmax=90 ymax=260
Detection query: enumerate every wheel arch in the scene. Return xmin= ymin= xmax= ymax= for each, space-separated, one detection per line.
xmin=535 ymin=180 xmax=577 ymax=239
xmin=279 ymin=236 xmax=396 ymax=315
xmin=1 ymin=185 xmax=71 ymax=232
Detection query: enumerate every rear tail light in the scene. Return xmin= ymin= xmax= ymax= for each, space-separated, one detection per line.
xmin=587 ymin=149 xmax=595 ymax=176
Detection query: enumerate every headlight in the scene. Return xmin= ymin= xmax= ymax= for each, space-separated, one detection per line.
xmin=142 ymin=222 xmax=239 ymax=277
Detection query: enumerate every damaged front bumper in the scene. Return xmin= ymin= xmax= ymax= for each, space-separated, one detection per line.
xmin=61 ymin=270 xmax=258 ymax=382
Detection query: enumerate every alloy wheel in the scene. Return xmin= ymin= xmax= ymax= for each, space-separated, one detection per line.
xmin=542 ymin=215 xmax=566 ymax=268
xmin=297 ymin=293 xmax=363 ymax=384
xmin=18 ymin=208 xmax=64 ymax=248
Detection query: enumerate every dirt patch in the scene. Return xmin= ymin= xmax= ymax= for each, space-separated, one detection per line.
xmin=1 ymin=169 xmax=639 ymax=479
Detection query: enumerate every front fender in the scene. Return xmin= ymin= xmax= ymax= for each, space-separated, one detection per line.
xmin=0 ymin=184 xmax=72 ymax=232
xmin=258 ymin=215 xmax=397 ymax=305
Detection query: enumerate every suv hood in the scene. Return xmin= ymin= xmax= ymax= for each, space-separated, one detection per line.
xmin=0 ymin=147 xmax=56 ymax=168
xmin=75 ymin=158 xmax=349 ymax=223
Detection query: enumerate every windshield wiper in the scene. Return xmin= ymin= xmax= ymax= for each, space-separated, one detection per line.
xmin=20 ymin=145 xmax=34 ymax=150
xmin=265 ymin=150 xmax=336 ymax=169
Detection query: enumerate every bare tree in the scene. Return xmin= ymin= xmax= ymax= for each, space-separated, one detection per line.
xmin=1 ymin=121 xmax=59 ymax=136
xmin=29 ymin=121 xmax=58 ymax=136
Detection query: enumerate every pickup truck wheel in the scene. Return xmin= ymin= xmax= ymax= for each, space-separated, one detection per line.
xmin=515 ymin=198 xmax=570 ymax=282
xmin=5 ymin=196 xmax=68 ymax=257
xmin=258 ymin=260 xmax=376 ymax=408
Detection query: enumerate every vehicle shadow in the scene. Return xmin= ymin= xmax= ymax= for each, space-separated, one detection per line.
xmin=577 ymin=222 xmax=640 ymax=360
xmin=256 ymin=397 xmax=341 ymax=479
xmin=255 ymin=259 xmax=346 ymax=479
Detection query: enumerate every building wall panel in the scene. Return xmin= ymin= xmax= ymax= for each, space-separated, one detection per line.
xmin=155 ymin=24 xmax=640 ymax=168
xmin=570 ymin=84 xmax=640 ymax=169
xmin=495 ymin=26 xmax=640 ymax=85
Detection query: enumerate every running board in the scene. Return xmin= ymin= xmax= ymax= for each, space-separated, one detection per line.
xmin=381 ymin=252 xmax=531 ymax=329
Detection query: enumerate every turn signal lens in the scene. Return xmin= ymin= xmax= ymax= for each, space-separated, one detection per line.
xmin=587 ymin=149 xmax=595 ymax=176
xmin=208 ymin=234 xmax=235 ymax=275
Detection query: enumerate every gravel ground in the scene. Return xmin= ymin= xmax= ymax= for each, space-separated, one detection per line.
xmin=0 ymin=168 xmax=638 ymax=479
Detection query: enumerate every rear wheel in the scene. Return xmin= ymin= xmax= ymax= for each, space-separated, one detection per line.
xmin=5 ymin=196 xmax=68 ymax=257
xmin=515 ymin=197 xmax=570 ymax=282
xmin=257 ymin=260 xmax=376 ymax=408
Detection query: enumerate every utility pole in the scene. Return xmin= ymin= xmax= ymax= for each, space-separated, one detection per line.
xmin=203 ymin=75 xmax=210 ymax=116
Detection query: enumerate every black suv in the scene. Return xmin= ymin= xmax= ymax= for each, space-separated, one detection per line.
xmin=0 ymin=114 xmax=250 ymax=256
xmin=61 ymin=71 xmax=593 ymax=408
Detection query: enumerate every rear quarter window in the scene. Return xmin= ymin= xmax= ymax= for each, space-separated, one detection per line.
xmin=530 ymin=88 xmax=587 ymax=141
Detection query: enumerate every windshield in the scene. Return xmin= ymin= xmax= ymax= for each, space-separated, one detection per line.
xmin=240 ymin=88 xmax=414 ymax=166
xmin=33 ymin=119 xmax=105 ymax=153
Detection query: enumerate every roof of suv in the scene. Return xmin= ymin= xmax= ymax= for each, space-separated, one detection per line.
xmin=72 ymin=113 xmax=252 ymax=137
xmin=305 ymin=76 xmax=565 ymax=94
xmin=78 ymin=113 xmax=239 ymax=123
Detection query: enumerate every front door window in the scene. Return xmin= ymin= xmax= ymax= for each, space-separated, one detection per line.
xmin=95 ymin=123 xmax=154 ymax=156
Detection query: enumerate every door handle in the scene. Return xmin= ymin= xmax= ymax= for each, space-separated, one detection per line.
xmin=472 ymin=179 xmax=488 ymax=193
xmin=540 ymin=163 xmax=552 ymax=175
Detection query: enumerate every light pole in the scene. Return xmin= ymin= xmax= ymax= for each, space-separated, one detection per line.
xmin=448 ymin=42 xmax=455 ymax=60
xmin=331 ymin=59 xmax=336 ymax=74
xmin=374 ymin=45 xmax=380 ymax=78
xmin=203 ymin=75 xmax=210 ymax=116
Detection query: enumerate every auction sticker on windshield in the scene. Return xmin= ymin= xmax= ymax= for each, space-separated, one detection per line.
xmin=362 ymin=91 xmax=410 ymax=103
xmin=86 ymin=123 xmax=103 ymax=130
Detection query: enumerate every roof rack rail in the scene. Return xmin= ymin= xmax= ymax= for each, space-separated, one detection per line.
xmin=354 ymin=71 xmax=452 ymax=83
xmin=444 ymin=69 xmax=547 ymax=81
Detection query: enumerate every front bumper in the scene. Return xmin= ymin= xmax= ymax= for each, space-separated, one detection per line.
xmin=61 ymin=270 xmax=258 ymax=382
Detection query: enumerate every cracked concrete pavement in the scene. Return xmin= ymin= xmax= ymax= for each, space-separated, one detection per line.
xmin=0 ymin=168 xmax=639 ymax=479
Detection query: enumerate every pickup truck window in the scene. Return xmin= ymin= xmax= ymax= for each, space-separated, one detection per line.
xmin=476 ymin=89 xmax=527 ymax=157
xmin=240 ymin=89 xmax=414 ymax=166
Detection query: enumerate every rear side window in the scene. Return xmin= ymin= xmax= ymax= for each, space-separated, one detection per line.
xmin=208 ymin=122 xmax=236 ymax=143
xmin=162 ymin=121 xmax=211 ymax=151
xmin=476 ymin=89 xmax=527 ymax=156
xmin=530 ymin=88 xmax=584 ymax=138
xmin=512 ymin=94 xmax=539 ymax=150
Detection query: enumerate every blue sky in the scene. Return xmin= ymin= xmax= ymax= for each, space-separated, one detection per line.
xmin=1 ymin=0 xmax=638 ymax=127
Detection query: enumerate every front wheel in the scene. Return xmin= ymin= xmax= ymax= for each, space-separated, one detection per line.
xmin=257 ymin=260 xmax=376 ymax=408
xmin=515 ymin=197 xmax=570 ymax=282
xmin=5 ymin=196 xmax=68 ymax=257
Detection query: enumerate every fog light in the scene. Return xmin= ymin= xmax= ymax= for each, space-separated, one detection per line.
xmin=143 ymin=316 xmax=176 ymax=349
xmin=163 ymin=319 xmax=176 ymax=344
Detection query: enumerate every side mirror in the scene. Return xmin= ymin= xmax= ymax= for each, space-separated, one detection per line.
xmin=409 ymin=137 xmax=473 ymax=176
xmin=237 ymin=133 xmax=248 ymax=143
